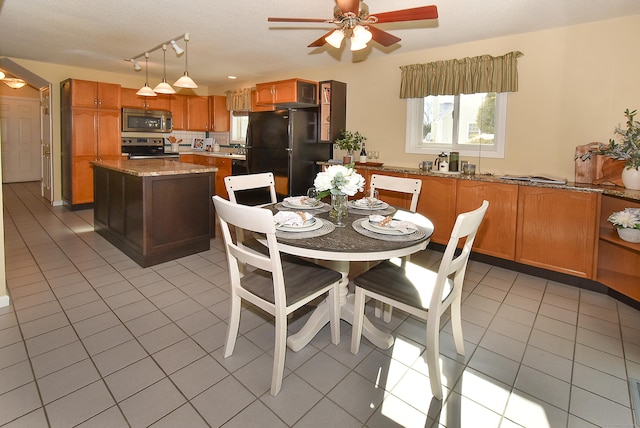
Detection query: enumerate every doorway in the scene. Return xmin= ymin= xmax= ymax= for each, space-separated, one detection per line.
xmin=0 ymin=95 xmax=41 ymax=183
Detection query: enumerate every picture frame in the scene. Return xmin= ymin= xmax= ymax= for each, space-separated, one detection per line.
xmin=191 ymin=138 xmax=205 ymax=150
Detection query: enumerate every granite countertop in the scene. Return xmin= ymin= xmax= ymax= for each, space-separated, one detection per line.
xmin=328 ymin=162 xmax=640 ymax=202
xmin=179 ymin=151 xmax=246 ymax=160
xmin=91 ymin=159 xmax=218 ymax=177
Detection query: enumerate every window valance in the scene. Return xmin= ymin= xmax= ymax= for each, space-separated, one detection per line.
xmin=225 ymin=88 xmax=252 ymax=111
xmin=399 ymin=51 xmax=524 ymax=98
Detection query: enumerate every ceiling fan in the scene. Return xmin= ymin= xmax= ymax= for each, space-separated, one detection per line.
xmin=268 ymin=0 xmax=438 ymax=51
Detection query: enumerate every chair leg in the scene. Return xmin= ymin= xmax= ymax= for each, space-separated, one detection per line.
xmin=426 ymin=318 xmax=443 ymax=400
xmin=271 ymin=312 xmax=287 ymax=396
xmin=350 ymin=288 xmax=366 ymax=354
xmin=329 ymin=286 xmax=340 ymax=345
xmin=450 ymin=298 xmax=466 ymax=356
xmin=382 ymin=304 xmax=393 ymax=323
xmin=374 ymin=300 xmax=383 ymax=318
xmin=223 ymin=294 xmax=242 ymax=358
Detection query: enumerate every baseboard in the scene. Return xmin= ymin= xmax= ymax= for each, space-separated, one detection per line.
xmin=0 ymin=295 xmax=10 ymax=308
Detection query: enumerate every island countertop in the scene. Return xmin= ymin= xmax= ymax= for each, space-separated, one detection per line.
xmin=91 ymin=159 xmax=218 ymax=177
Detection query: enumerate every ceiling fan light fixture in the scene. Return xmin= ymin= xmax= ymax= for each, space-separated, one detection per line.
xmin=0 ymin=70 xmax=6 ymax=80
xmin=352 ymin=25 xmax=372 ymax=44
xmin=350 ymin=36 xmax=368 ymax=51
xmin=325 ymin=29 xmax=345 ymax=48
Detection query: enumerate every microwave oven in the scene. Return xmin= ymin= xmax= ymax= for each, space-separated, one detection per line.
xmin=122 ymin=108 xmax=172 ymax=133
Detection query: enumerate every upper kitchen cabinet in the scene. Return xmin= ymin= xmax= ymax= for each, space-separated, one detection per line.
xmin=65 ymin=79 xmax=120 ymax=110
xmin=209 ymin=95 xmax=230 ymax=132
xmin=121 ymin=87 xmax=171 ymax=111
xmin=251 ymin=88 xmax=275 ymax=112
xmin=255 ymin=78 xmax=318 ymax=107
xmin=171 ymin=94 xmax=209 ymax=131
xmin=170 ymin=94 xmax=186 ymax=130
xmin=319 ymin=80 xmax=346 ymax=144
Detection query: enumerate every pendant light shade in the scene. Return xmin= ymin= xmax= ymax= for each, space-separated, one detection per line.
xmin=153 ymin=45 xmax=176 ymax=94
xmin=174 ymin=33 xmax=198 ymax=88
xmin=137 ymin=53 xmax=157 ymax=97
xmin=0 ymin=70 xmax=5 ymax=80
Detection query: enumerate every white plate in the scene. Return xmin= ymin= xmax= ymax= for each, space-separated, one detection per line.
xmin=276 ymin=218 xmax=322 ymax=232
xmin=361 ymin=219 xmax=415 ymax=236
xmin=282 ymin=198 xmax=322 ymax=209
xmin=348 ymin=200 xmax=389 ymax=210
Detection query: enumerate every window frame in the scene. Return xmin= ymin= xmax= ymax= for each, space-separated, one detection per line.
xmin=404 ymin=92 xmax=508 ymax=158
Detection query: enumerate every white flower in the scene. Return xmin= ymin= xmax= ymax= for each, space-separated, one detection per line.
xmin=314 ymin=165 xmax=364 ymax=197
xmin=608 ymin=208 xmax=640 ymax=229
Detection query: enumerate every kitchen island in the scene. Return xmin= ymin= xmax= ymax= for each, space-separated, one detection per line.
xmin=91 ymin=159 xmax=217 ymax=267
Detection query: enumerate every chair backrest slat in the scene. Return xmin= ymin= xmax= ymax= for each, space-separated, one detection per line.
xmin=225 ymin=172 xmax=277 ymax=206
xmin=370 ymin=174 xmax=422 ymax=212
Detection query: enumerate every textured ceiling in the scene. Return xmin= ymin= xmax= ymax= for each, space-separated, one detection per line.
xmin=1 ymin=0 xmax=639 ymax=87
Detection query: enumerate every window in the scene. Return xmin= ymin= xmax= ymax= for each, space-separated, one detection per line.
xmin=230 ymin=111 xmax=249 ymax=144
xmin=405 ymin=92 xmax=507 ymax=158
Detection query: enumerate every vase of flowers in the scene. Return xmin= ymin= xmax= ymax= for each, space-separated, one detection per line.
xmin=335 ymin=130 xmax=367 ymax=165
xmin=599 ymin=109 xmax=640 ymax=190
xmin=608 ymin=208 xmax=640 ymax=243
xmin=313 ymin=164 xmax=365 ymax=226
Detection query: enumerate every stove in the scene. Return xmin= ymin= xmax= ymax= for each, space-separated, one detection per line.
xmin=121 ymin=137 xmax=180 ymax=159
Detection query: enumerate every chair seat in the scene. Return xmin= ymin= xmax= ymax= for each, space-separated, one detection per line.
xmin=242 ymin=257 xmax=341 ymax=306
xmin=353 ymin=260 xmax=450 ymax=311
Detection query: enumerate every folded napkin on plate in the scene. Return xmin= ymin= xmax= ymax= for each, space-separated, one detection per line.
xmin=368 ymin=215 xmax=417 ymax=233
xmin=354 ymin=197 xmax=381 ymax=207
xmin=284 ymin=196 xmax=320 ymax=207
xmin=274 ymin=211 xmax=314 ymax=226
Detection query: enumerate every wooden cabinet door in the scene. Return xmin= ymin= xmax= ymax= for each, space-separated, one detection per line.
xmin=72 ymin=156 xmax=95 ymax=205
xmin=251 ymin=88 xmax=275 ymax=111
xmin=97 ymin=110 xmax=122 ymax=160
xmin=179 ymin=154 xmax=195 ymax=164
xmin=414 ymin=175 xmax=457 ymax=245
xmin=97 ymin=82 xmax=121 ymax=109
xmin=171 ymin=94 xmax=186 ymax=130
xmin=209 ymin=96 xmax=230 ymax=132
xmin=516 ymin=186 xmax=598 ymax=278
xmin=71 ymin=80 xmax=98 ymax=108
xmin=121 ymin=88 xmax=172 ymax=110
xmin=255 ymin=83 xmax=276 ymax=105
xmin=214 ymin=157 xmax=231 ymax=200
xmin=187 ymin=96 xmax=209 ymax=131
xmin=121 ymin=87 xmax=143 ymax=108
xmin=71 ymin=109 xmax=98 ymax=157
xmin=456 ymin=180 xmax=518 ymax=260
xmin=273 ymin=80 xmax=297 ymax=103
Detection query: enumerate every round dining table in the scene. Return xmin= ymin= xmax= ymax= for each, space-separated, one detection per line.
xmin=267 ymin=203 xmax=434 ymax=351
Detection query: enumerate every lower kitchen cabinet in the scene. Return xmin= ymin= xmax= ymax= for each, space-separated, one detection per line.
xmin=410 ymin=174 xmax=457 ymax=245
xmin=516 ymin=186 xmax=598 ymax=278
xmin=597 ymin=195 xmax=640 ymax=300
xmin=456 ymin=180 xmax=518 ymax=260
xmin=182 ymin=155 xmax=232 ymax=200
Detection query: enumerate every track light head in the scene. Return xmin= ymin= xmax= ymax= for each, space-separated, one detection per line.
xmin=129 ymin=59 xmax=141 ymax=71
xmin=170 ymin=40 xmax=184 ymax=55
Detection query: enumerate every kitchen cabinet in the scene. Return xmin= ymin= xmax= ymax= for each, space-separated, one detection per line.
xmin=516 ymin=186 xmax=598 ymax=278
xmin=255 ymin=78 xmax=318 ymax=106
xmin=209 ymin=95 xmax=230 ymax=132
xmin=412 ymin=174 xmax=458 ymax=245
xmin=187 ymin=96 xmax=209 ymax=131
xmin=319 ymin=80 xmax=347 ymax=144
xmin=170 ymin=94 xmax=187 ymax=130
xmin=456 ymin=180 xmax=518 ymax=260
xmin=251 ymin=88 xmax=275 ymax=112
xmin=181 ymin=154 xmax=231 ymax=199
xmin=60 ymin=78 xmax=121 ymax=208
xmin=121 ymin=87 xmax=171 ymax=110
xmin=597 ymin=195 xmax=640 ymax=300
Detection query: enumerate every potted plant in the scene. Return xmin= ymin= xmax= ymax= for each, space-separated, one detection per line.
xmin=335 ymin=130 xmax=367 ymax=165
xmin=608 ymin=208 xmax=640 ymax=243
xmin=598 ymin=109 xmax=640 ymax=190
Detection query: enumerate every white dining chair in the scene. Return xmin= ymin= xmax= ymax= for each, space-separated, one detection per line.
xmin=350 ymin=200 xmax=489 ymax=400
xmin=369 ymin=174 xmax=423 ymax=321
xmin=212 ymin=195 xmax=341 ymax=396
xmin=224 ymin=172 xmax=277 ymax=206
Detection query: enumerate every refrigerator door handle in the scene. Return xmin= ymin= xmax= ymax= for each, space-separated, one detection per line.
xmin=285 ymin=147 xmax=293 ymax=151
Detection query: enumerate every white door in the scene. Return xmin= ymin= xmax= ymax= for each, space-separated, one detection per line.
xmin=0 ymin=97 xmax=41 ymax=183
xmin=40 ymin=87 xmax=53 ymax=202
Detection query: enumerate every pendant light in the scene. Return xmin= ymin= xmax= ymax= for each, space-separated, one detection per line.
xmin=153 ymin=45 xmax=176 ymax=94
xmin=174 ymin=33 xmax=198 ymax=88
xmin=136 ymin=53 xmax=157 ymax=97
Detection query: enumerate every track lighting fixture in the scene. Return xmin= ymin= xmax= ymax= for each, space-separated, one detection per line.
xmin=136 ymin=53 xmax=157 ymax=97
xmin=170 ymin=40 xmax=184 ymax=55
xmin=129 ymin=59 xmax=141 ymax=71
xmin=173 ymin=33 xmax=197 ymax=89
xmin=153 ymin=45 xmax=176 ymax=94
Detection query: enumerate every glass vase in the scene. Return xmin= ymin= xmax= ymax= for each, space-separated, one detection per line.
xmin=330 ymin=193 xmax=348 ymax=227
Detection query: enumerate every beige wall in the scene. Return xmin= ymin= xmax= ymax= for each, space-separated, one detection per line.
xmin=218 ymin=14 xmax=640 ymax=180
xmin=6 ymin=13 xmax=640 ymax=202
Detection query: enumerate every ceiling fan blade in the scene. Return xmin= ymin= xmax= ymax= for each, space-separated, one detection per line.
xmin=268 ymin=17 xmax=331 ymax=23
xmin=367 ymin=25 xmax=401 ymax=47
xmin=307 ymin=30 xmax=335 ymax=48
xmin=336 ymin=0 xmax=359 ymax=15
xmin=367 ymin=5 xmax=438 ymax=24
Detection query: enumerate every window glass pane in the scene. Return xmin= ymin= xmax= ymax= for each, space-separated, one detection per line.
xmin=230 ymin=113 xmax=249 ymax=143
xmin=421 ymin=95 xmax=454 ymax=146
xmin=457 ymin=93 xmax=496 ymax=146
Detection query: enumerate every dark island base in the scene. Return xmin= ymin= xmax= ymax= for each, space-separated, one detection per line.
xmin=93 ymin=167 xmax=215 ymax=268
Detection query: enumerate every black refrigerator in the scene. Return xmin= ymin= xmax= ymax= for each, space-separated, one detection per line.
xmin=245 ymin=108 xmax=332 ymax=201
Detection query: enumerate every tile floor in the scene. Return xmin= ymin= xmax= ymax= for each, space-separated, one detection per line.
xmin=0 ymin=181 xmax=639 ymax=427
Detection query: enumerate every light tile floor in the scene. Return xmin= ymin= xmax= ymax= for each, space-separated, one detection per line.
xmin=1 ymin=181 xmax=639 ymax=427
